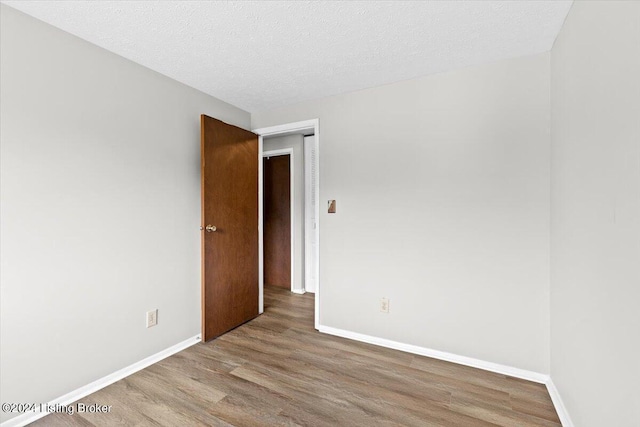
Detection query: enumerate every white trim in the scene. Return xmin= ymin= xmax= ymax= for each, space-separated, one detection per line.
xmin=254 ymin=119 xmax=318 ymax=137
xmin=313 ymin=123 xmax=320 ymax=329
xmin=0 ymin=334 xmax=201 ymax=427
xmin=291 ymin=289 xmax=306 ymax=295
xmin=317 ymin=325 xmax=579 ymax=423
xmin=257 ymin=135 xmax=264 ymax=314
xmin=262 ymin=148 xmax=298 ymax=293
xmin=303 ymin=135 xmax=317 ymax=294
xmin=317 ymin=325 xmax=550 ymax=384
xmin=546 ymin=379 xmax=574 ymax=427
xmin=253 ymin=119 xmax=320 ymax=329
xmin=263 ymin=148 xmax=294 ymax=157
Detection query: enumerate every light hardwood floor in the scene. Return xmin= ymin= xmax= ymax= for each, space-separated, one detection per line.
xmin=33 ymin=286 xmax=561 ymax=426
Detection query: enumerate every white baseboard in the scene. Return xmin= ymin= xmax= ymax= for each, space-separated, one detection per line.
xmin=3 ymin=328 xmax=574 ymax=427
xmin=546 ymin=379 xmax=574 ymax=427
xmin=317 ymin=325 xmax=582 ymax=425
xmin=1 ymin=334 xmax=201 ymax=427
xmin=317 ymin=325 xmax=549 ymax=384
xmin=291 ymin=289 xmax=306 ymax=295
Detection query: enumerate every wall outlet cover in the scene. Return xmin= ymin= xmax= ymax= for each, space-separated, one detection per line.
xmin=146 ymin=309 xmax=158 ymax=328
xmin=380 ymin=297 xmax=390 ymax=313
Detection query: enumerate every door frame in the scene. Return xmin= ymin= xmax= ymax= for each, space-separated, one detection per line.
xmin=303 ymin=135 xmax=317 ymax=294
xmin=262 ymin=148 xmax=297 ymax=294
xmin=254 ymin=119 xmax=320 ymax=330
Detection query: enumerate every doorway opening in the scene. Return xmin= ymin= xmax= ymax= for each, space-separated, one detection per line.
xmin=262 ymin=149 xmax=294 ymax=291
xmin=254 ymin=120 xmax=320 ymax=330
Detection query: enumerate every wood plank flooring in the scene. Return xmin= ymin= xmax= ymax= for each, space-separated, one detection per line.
xmin=33 ymin=286 xmax=560 ymax=426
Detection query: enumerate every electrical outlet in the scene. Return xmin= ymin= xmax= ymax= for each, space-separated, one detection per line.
xmin=380 ymin=298 xmax=390 ymax=313
xmin=146 ymin=309 xmax=158 ymax=328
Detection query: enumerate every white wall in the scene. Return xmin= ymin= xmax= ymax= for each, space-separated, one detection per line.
xmin=550 ymin=2 xmax=640 ymax=426
xmin=252 ymin=53 xmax=552 ymax=373
xmin=0 ymin=5 xmax=250 ymax=423
xmin=263 ymin=134 xmax=305 ymax=292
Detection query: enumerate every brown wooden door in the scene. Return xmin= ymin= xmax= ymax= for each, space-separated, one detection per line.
xmin=263 ymin=155 xmax=291 ymax=289
xmin=201 ymin=115 xmax=258 ymax=342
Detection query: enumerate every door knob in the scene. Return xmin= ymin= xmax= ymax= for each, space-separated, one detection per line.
xmin=205 ymin=225 xmax=217 ymax=232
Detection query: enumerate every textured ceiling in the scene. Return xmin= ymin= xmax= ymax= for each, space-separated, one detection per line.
xmin=2 ymin=1 xmax=572 ymax=112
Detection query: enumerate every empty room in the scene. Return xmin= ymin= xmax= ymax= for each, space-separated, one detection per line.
xmin=1 ymin=1 xmax=638 ymax=426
